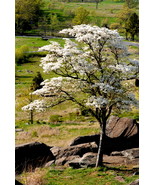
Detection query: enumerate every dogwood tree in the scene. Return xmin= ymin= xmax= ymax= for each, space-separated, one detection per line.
xmin=22 ymin=24 xmax=138 ymax=167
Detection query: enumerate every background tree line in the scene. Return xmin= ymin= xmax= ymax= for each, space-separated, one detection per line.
xmin=15 ymin=0 xmax=139 ymax=41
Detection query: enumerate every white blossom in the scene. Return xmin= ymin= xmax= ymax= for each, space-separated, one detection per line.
xmin=22 ymin=100 xmax=46 ymax=112
xmin=86 ymin=96 xmax=108 ymax=109
xmin=22 ymin=24 xmax=139 ymax=114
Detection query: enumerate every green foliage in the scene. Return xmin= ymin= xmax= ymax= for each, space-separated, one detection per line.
xmin=117 ymin=6 xmax=135 ymax=39
xmin=31 ymin=72 xmax=44 ymax=91
xmin=80 ymin=107 xmax=91 ymax=116
xmin=15 ymin=45 xmax=30 ymax=65
xmin=125 ymin=12 xmax=139 ymax=41
xmin=15 ymin=0 xmax=44 ymax=33
xmin=125 ymin=0 xmax=139 ymax=8
xmin=113 ymin=0 xmax=125 ymax=2
xmin=102 ymin=18 xmax=109 ymax=28
xmin=110 ymin=22 xmax=120 ymax=29
xmin=15 ymin=0 xmax=127 ymax=35
xmin=50 ymin=14 xmax=61 ymax=31
xmin=114 ymin=110 xmax=139 ymax=120
xmin=49 ymin=114 xmax=63 ymax=123
xmin=31 ymin=131 xmax=38 ymax=137
xmin=72 ymin=7 xmax=90 ymax=25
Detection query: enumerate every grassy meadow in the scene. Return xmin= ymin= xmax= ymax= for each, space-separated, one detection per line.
xmin=17 ymin=166 xmax=139 ymax=185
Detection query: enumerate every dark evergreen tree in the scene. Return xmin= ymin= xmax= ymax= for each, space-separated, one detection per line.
xmin=31 ymin=72 xmax=44 ymax=91
xmin=126 ymin=13 xmax=139 ymax=41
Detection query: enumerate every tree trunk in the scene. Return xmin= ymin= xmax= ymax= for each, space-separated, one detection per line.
xmin=29 ymin=93 xmax=34 ymax=124
xmin=96 ymin=2 xmax=99 ymax=10
xmin=125 ymin=30 xmax=128 ymax=40
xmin=95 ymin=126 xmax=105 ymax=167
xmin=30 ymin=110 xmax=34 ymax=124
xmin=131 ymin=34 xmax=134 ymax=41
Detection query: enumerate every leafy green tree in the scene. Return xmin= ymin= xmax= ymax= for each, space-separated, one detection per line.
xmin=126 ymin=12 xmax=139 ymax=41
xmin=72 ymin=7 xmax=90 ymax=25
xmin=15 ymin=45 xmax=30 ymax=65
xmin=117 ymin=6 xmax=134 ymax=40
xmin=51 ymin=14 xmax=60 ymax=31
xmin=15 ymin=0 xmax=44 ymax=33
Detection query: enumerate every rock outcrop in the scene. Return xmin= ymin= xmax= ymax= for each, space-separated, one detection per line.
xmin=15 ymin=142 xmax=54 ymax=174
xmin=15 ymin=116 xmax=139 ymax=172
xmin=70 ymin=116 xmax=139 ymax=154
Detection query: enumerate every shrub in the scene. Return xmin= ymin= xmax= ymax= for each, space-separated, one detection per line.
xmin=80 ymin=108 xmax=91 ymax=116
xmin=15 ymin=45 xmax=30 ymax=65
xmin=30 ymin=72 xmax=44 ymax=91
xmin=31 ymin=131 xmax=38 ymax=137
xmin=49 ymin=114 xmax=63 ymax=123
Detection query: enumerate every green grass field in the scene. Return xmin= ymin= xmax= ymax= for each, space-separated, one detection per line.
xmin=17 ymin=166 xmax=139 ymax=185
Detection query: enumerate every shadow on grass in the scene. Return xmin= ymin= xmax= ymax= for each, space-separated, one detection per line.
xmin=100 ymin=165 xmax=139 ymax=174
xmin=16 ymin=75 xmax=33 ymax=79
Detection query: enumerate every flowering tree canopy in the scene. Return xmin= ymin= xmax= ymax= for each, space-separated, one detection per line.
xmin=22 ymin=24 xmax=138 ymax=166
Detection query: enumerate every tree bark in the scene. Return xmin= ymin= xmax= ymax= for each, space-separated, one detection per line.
xmin=30 ymin=110 xmax=34 ymax=124
xmin=95 ymin=126 xmax=105 ymax=167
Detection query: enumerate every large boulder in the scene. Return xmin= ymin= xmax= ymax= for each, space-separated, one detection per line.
xmin=106 ymin=116 xmax=138 ymax=138
xmin=15 ymin=142 xmax=54 ymax=174
xmin=70 ymin=116 xmax=139 ymax=154
xmin=55 ymin=155 xmax=81 ymax=166
xmin=56 ymin=142 xmax=98 ymax=159
xmin=52 ymin=142 xmax=98 ymax=167
xmin=70 ymin=134 xmax=99 ymax=146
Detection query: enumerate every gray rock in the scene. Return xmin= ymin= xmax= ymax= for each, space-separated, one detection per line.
xmin=68 ymin=158 xmax=81 ymax=168
xmin=55 ymin=157 xmax=67 ymax=166
xmin=79 ymin=152 xmax=97 ymax=168
xmin=110 ymin=151 xmax=124 ymax=156
xmin=44 ymin=160 xmax=55 ymax=167
xmin=50 ymin=146 xmax=62 ymax=157
xmin=121 ymin=148 xmax=139 ymax=160
xmin=111 ymin=148 xmax=139 ymax=160
xmin=55 ymin=155 xmax=80 ymax=166
xmin=56 ymin=142 xmax=98 ymax=159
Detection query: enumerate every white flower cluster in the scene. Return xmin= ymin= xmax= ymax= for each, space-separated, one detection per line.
xmin=92 ymin=83 xmax=114 ymax=93
xmin=22 ymin=100 xmax=46 ymax=112
xmin=32 ymin=77 xmax=64 ymax=96
xmin=38 ymin=41 xmax=62 ymax=53
xmin=60 ymin=24 xmax=120 ymax=43
xmin=86 ymin=96 xmax=108 ymax=109
xmin=22 ymin=24 xmax=139 ymax=113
